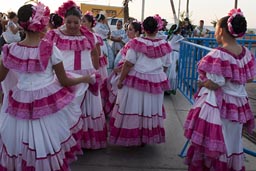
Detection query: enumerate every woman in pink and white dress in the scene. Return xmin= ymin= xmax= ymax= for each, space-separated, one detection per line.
xmin=109 ymin=16 xmax=171 ymax=146
xmin=184 ymin=9 xmax=255 ymax=171
xmin=0 ymin=3 xmax=92 ymax=170
xmin=102 ymin=21 xmax=142 ymax=116
xmin=81 ymin=11 xmax=108 ymax=81
xmin=45 ymin=0 xmax=107 ymax=149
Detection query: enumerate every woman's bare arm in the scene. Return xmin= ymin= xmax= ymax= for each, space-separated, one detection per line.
xmin=53 ymin=62 xmax=92 ymax=87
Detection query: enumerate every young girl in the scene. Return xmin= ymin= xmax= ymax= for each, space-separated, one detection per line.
xmin=45 ymin=0 xmax=107 ymax=150
xmin=109 ymin=16 xmax=171 ymax=146
xmin=102 ymin=21 xmax=142 ymax=116
xmin=184 ymin=8 xmax=255 ymax=171
xmin=0 ymin=3 xmax=92 ymax=170
xmin=166 ymin=24 xmax=184 ymax=95
xmin=94 ymin=13 xmax=115 ymax=73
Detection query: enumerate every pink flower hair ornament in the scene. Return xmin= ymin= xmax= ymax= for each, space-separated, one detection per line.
xmin=84 ymin=11 xmax=96 ymax=27
xmin=153 ymin=14 xmax=163 ymax=31
xmin=19 ymin=2 xmax=50 ymax=32
xmin=57 ymin=0 xmax=81 ymax=18
xmin=227 ymin=8 xmax=245 ymax=38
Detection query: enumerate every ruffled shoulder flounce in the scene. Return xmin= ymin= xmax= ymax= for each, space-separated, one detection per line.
xmin=125 ymin=37 xmax=172 ymax=58
xmin=44 ymin=28 xmax=95 ymax=51
xmin=2 ymin=40 xmax=53 ymax=73
xmin=198 ymin=47 xmax=256 ymax=84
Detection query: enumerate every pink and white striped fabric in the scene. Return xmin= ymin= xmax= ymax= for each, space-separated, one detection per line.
xmin=109 ymin=37 xmax=171 ymax=146
xmin=184 ymin=46 xmax=256 ymax=171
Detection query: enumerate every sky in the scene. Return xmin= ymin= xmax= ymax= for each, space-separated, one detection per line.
xmin=0 ymin=0 xmax=255 ymax=29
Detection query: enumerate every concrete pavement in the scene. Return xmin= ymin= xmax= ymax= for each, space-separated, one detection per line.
xmin=71 ymin=90 xmax=256 ymax=171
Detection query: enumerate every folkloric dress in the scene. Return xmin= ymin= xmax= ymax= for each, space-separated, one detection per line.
xmin=0 ymin=40 xmax=88 ymax=171
xmin=101 ymin=41 xmax=131 ymax=116
xmin=94 ymin=22 xmax=115 ymax=73
xmin=184 ymin=47 xmax=256 ymax=171
xmin=109 ymin=37 xmax=171 ymax=146
xmin=166 ymin=34 xmax=184 ymax=93
xmin=45 ymin=27 xmax=107 ymax=149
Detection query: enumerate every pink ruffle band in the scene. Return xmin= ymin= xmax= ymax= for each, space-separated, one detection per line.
xmin=123 ymin=70 xmax=170 ymax=94
xmin=6 ymin=84 xmax=76 ymax=120
xmin=95 ymin=34 xmax=103 ymax=46
xmin=2 ymin=40 xmax=53 ymax=72
xmin=126 ymin=37 xmax=172 ymax=58
xmin=88 ymin=73 xmax=102 ymax=96
xmin=45 ymin=29 xmax=95 ymax=51
xmin=99 ymin=55 xmax=108 ymax=67
xmin=198 ymin=51 xmax=256 ymax=84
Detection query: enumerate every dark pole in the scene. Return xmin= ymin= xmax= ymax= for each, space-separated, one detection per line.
xmin=234 ymin=0 xmax=238 ymax=8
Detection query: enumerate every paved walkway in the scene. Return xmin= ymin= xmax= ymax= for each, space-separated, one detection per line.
xmin=71 ymin=90 xmax=256 ymax=171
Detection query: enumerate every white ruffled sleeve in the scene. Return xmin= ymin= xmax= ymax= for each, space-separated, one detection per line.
xmin=206 ymin=73 xmax=225 ymax=86
xmin=162 ymin=53 xmax=171 ymax=67
xmin=51 ymin=45 xmax=63 ymax=65
xmin=125 ymin=49 xmax=138 ymax=64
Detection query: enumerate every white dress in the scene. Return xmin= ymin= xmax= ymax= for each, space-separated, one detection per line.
xmin=166 ymin=34 xmax=184 ymax=92
xmin=45 ymin=28 xmax=107 ymax=149
xmin=94 ymin=22 xmax=115 ymax=73
xmin=0 ymin=40 xmax=88 ymax=171
xmin=109 ymin=37 xmax=172 ymax=146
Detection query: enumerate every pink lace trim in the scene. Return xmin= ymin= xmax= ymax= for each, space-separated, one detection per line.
xmin=7 ymin=87 xmax=75 ymax=119
xmin=45 ymin=28 xmax=95 ymax=51
xmin=198 ymin=51 xmax=256 ymax=84
xmin=126 ymin=37 xmax=171 ymax=58
xmin=2 ymin=40 xmax=53 ymax=72
xmin=123 ymin=71 xmax=170 ymax=94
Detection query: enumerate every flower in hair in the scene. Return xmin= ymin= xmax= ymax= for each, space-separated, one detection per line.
xmin=227 ymin=8 xmax=245 ymax=38
xmin=84 ymin=11 xmax=96 ymax=27
xmin=20 ymin=2 xmax=50 ymax=32
xmin=153 ymin=14 xmax=163 ymax=31
xmin=57 ymin=0 xmax=80 ymax=18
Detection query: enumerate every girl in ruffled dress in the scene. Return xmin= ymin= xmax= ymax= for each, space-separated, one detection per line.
xmin=94 ymin=13 xmax=115 ymax=73
xmin=82 ymin=11 xmax=108 ymax=81
xmin=102 ymin=21 xmax=142 ymax=116
xmin=0 ymin=3 xmax=92 ymax=170
xmin=109 ymin=16 xmax=171 ymax=146
xmin=184 ymin=9 xmax=255 ymax=171
xmin=45 ymin=0 xmax=107 ymax=150
xmin=166 ymin=24 xmax=184 ymax=95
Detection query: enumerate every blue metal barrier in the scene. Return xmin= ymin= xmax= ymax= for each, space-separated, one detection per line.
xmin=178 ymin=40 xmax=256 ymax=158
xmin=207 ymin=31 xmax=256 ymax=40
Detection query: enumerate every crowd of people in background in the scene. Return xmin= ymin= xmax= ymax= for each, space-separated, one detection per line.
xmin=0 ymin=1 xmax=254 ymax=171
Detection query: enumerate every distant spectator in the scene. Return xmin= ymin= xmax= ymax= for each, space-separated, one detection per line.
xmin=0 ymin=11 xmax=22 ymax=54
xmin=110 ymin=20 xmax=126 ymax=55
xmin=161 ymin=18 xmax=168 ymax=32
xmin=181 ymin=17 xmax=193 ymax=38
xmin=193 ymin=20 xmax=209 ymax=37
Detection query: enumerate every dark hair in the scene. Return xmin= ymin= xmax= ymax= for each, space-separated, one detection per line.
xmin=50 ymin=13 xmax=63 ymax=29
xmin=17 ymin=4 xmax=33 ymax=30
xmin=82 ymin=14 xmax=95 ymax=27
xmin=7 ymin=11 xmax=17 ymax=19
xmin=65 ymin=6 xmax=82 ymax=18
xmin=130 ymin=22 xmax=142 ymax=35
xmin=95 ymin=14 xmax=105 ymax=21
xmin=143 ymin=16 xmax=158 ymax=34
xmin=219 ymin=15 xmax=247 ymax=38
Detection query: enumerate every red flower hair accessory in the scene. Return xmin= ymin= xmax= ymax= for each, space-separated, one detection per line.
xmin=227 ymin=8 xmax=245 ymax=38
xmin=57 ymin=0 xmax=80 ymax=18
xmin=19 ymin=2 xmax=50 ymax=32
xmin=153 ymin=14 xmax=163 ymax=31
